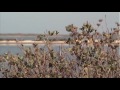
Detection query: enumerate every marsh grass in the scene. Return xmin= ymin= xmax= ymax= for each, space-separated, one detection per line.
xmin=0 ymin=19 xmax=120 ymax=78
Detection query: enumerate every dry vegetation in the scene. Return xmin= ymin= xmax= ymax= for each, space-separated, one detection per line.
xmin=0 ymin=19 xmax=120 ymax=78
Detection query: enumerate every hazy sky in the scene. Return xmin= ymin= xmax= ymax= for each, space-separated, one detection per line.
xmin=0 ymin=12 xmax=119 ymax=34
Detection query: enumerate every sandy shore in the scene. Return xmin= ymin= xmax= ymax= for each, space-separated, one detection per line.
xmin=0 ymin=40 xmax=120 ymax=44
xmin=0 ymin=40 xmax=66 ymax=44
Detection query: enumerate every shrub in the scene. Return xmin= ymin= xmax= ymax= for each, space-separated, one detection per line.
xmin=0 ymin=19 xmax=120 ymax=78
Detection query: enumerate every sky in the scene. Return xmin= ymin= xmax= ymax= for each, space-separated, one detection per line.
xmin=0 ymin=12 xmax=119 ymax=34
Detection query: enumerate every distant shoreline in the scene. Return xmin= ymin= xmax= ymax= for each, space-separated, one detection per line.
xmin=0 ymin=40 xmax=119 ymax=45
xmin=0 ymin=34 xmax=69 ymax=36
xmin=0 ymin=40 xmax=66 ymax=44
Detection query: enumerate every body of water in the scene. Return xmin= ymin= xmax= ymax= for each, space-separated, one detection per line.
xmin=0 ymin=35 xmax=119 ymax=55
xmin=0 ymin=44 xmax=119 ymax=55
xmin=0 ymin=44 xmax=72 ymax=54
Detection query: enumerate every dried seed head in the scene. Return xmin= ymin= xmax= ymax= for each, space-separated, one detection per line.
xmin=95 ymin=40 xmax=99 ymax=43
xmin=116 ymin=22 xmax=120 ymax=26
xmin=99 ymin=19 xmax=103 ymax=22
xmin=97 ymin=23 xmax=100 ymax=27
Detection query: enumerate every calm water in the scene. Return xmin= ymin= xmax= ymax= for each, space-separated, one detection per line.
xmin=0 ymin=35 xmax=119 ymax=55
xmin=0 ymin=44 xmax=119 ymax=55
xmin=0 ymin=44 xmax=77 ymax=60
xmin=0 ymin=35 xmax=74 ymax=57
xmin=0 ymin=44 xmax=71 ymax=54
